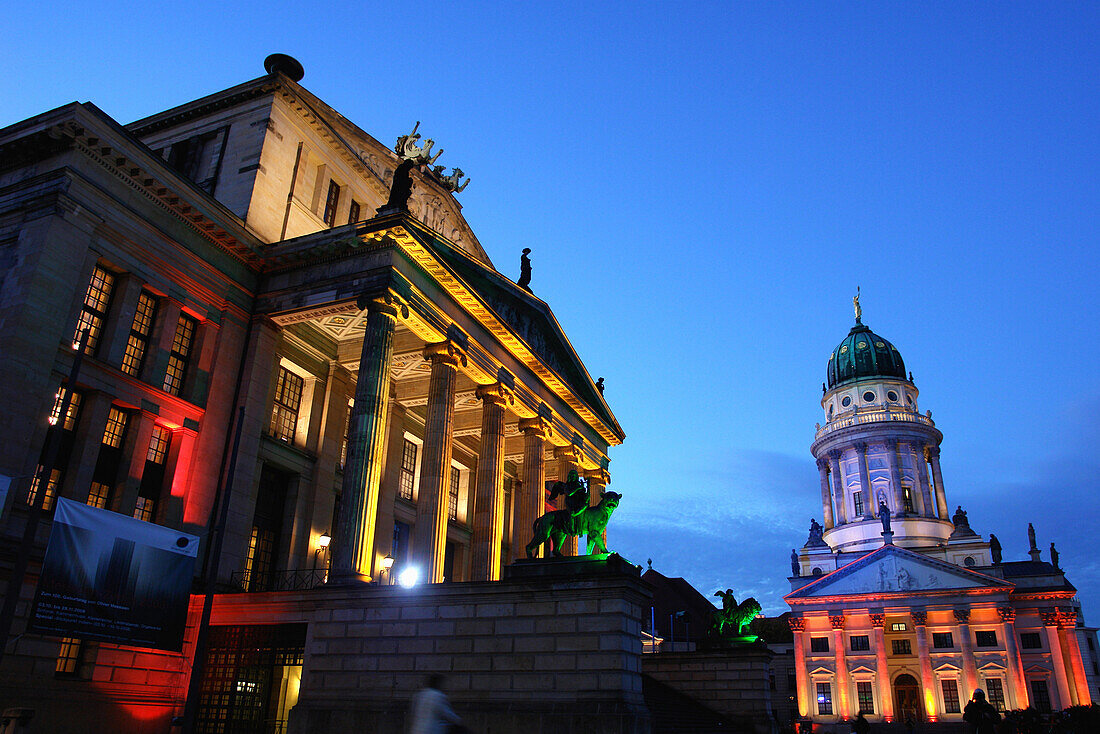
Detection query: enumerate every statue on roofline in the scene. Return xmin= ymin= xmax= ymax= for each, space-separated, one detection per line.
xmin=878 ymin=501 xmax=892 ymax=534
xmin=395 ymin=121 xmax=443 ymax=165
xmin=990 ymin=534 xmax=1002 ymax=564
xmin=1050 ymin=542 xmax=1060 ymax=570
xmin=525 ymin=489 xmax=621 ymax=558
xmin=710 ymin=590 xmax=762 ymax=642
xmin=518 ymin=248 xmax=532 ymax=291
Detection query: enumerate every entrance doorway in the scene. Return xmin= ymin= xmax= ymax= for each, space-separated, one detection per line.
xmin=893 ymin=673 xmax=923 ymax=724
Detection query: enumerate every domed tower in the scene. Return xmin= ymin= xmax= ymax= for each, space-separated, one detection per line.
xmin=809 ymin=297 xmax=952 ymax=553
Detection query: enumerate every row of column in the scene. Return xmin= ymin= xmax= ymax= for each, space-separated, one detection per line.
xmin=330 ymin=296 xmax=604 ymax=585
xmin=815 ymin=441 xmax=949 ymax=529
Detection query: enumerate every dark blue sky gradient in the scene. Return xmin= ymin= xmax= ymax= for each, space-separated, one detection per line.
xmin=5 ymin=2 xmax=1099 ymax=615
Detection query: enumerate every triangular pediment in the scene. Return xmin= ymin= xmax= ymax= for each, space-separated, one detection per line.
xmin=809 ymin=665 xmax=834 ymax=676
xmin=850 ymin=665 xmax=876 ymax=675
xmin=978 ymin=661 xmax=1007 ymax=672
xmin=934 ymin=662 xmax=962 ymax=673
xmin=786 ymin=544 xmax=1013 ymax=600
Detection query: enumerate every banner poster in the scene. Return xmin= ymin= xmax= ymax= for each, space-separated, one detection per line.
xmin=28 ymin=498 xmax=199 ymax=651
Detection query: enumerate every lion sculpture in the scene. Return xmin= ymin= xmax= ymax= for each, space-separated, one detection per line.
xmin=711 ymin=589 xmax=762 ymax=639
xmin=526 ymin=491 xmax=621 ymax=558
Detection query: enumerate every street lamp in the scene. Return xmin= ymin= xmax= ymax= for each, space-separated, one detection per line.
xmin=312 ymin=531 xmax=331 ymax=583
xmin=381 ymin=554 xmax=395 ymax=584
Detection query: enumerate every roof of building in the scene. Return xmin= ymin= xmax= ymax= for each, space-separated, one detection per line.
xmin=826 ymin=318 xmax=908 ymax=389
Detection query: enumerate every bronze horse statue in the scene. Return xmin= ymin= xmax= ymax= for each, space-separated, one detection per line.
xmin=526 ymin=491 xmax=621 ymax=558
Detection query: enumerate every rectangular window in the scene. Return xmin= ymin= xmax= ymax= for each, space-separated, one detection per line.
xmin=810 ymin=637 xmax=830 ymax=653
xmin=1031 ymin=680 xmax=1051 ymax=713
xmin=975 ymin=630 xmax=998 ymax=647
xmin=121 ymin=291 xmax=158 ymax=376
xmin=986 ymin=678 xmax=1006 ymax=712
xmin=102 ymin=407 xmax=128 ymax=448
xmin=348 ymin=200 xmax=361 ymax=224
xmin=147 ymin=425 xmax=171 ymax=464
xmin=932 ymin=632 xmax=954 ymax=649
xmin=902 ymin=484 xmax=914 ymax=512
xmin=27 ymin=467 xmax=61 ymax=511
xmin=891 ymin=639 xmax=912 ymax=656
xmin=133 ymin=496 xmax=155 ymax=523
xmin=163 ymin=314 xmax=197 ymax=396
xmin=816 ymin=682 xmax=833 ymax=715
xmin=399 ymin=438 xmax=417 ymax=500
xmin=891 ymin=622 xmax=908 ymax=632
xmin=448 ymin=468 xmax=460 ymax=521
xmin=48 ymin=387 xmax=82 ymax=430
xmin=323 ymin=180 xmax=340 ymax=226
xmin=856 ymin=681 xmax=875 ymax=714
xmin=55 ymin=637 xmax=82 ymax=676
xmin=392 ymin=521 xmax=411 ymax=565
xmin=850 ymin=635 xmax=870 ymax=651
xmin=853 ymin=490 xmax=864 ymax=516
xmin=86 ymin=481 xmax=111 ymax=509
xmin=941 ymin=679 xmax=961 ymax=713
xmin=1020 ymin=632 xmax=1042 ymax=649
xmin=74 ymin=265 xmax=115 ymax=353
xmin=269 ymin=367 xmax=304 ymax=442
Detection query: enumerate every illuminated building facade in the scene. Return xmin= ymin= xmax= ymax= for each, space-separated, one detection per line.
xmin=0 ymin=57 xmax=623 ymax=731
xmin=785 ymin=310 xmax=1093 ymax=726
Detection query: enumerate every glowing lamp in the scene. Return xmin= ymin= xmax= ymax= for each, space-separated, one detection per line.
xmin=381 ymin=554 xmax=395 ymax=570
xmin=398 ymin=566 xmax=420 ymax=588
xmin=317 ymin=531 xmax=331 ymax=549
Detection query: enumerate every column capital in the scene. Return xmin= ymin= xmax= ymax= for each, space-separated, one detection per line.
xmin=829 ymin=615 xmax=846 ymax=630
xmin=853 ymin=441 xmax=867 ymax=452
xmin=816 ymin=457 xmax=829 ymax=472
xmin=998 ymin=607 xmax=1017 ymax=624
xmin=884 ymin=437 xmax=899 ymax=449
xmin=518 ymin=416 xmax=552 ymax=439
xmin=584 ymin=467 xmax=611 ymax=485
xmin=870 ymin=613 xmax=886 ymax=628
xmin=911 ymin=610 xmax=928 ymax=626
xmin=827 ymin=449 xmax=843 ymax=461
xmin=423 ymin=340 xmax=468 ymax=368
xmin=1040 ymin=610 xmax=1062 ymax=628
xmin=953 ymin=608 xmax=971 ymax=624
xmin=357 ymin=290 xmax=408 ymax=318
xmin=926 ymin=445 xmax=941 ymax=459
xmin=788 ymin=616 xmax=805 ymax=632
xmin=475 ymin=382 xmax=514 ymax=407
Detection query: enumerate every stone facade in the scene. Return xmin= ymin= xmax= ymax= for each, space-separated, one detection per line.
xmin=643 ymin=649 xmax=775 ymax=733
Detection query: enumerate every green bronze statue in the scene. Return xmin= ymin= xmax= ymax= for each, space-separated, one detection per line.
xmin=526 ymin=490 xmax=621 ymax=558
xmin=710 ymin=589 xmax=762 ymax=640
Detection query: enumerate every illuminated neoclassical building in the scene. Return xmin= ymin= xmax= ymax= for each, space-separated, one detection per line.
xmin=785 ymin=306 xmax=1093 ymax=726
xmin=0 ymin=57 xmax=630 ymax=732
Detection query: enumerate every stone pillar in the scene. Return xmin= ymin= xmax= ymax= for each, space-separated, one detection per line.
xmin=373 ymin=388 xmax=405 ymax=575
xmin=912 ymin=611 xmax=937 ymax=719
xmin=100 ymin=274 xmax=145 ymax=368
xmin=1058 ymin=609 xmax=1090 ymax=706
xmin=854 ymin=442 xmax=872 ymax=518
xmin=1041 ymin=611 xmax=1073 ymax=709
xmin=411 ymin=340 xmax=465 ymax=584
xmin=163 ymin=424 xmax=198 ymax=528
xmin=329 ymin=298 xmax=399 ymax=583
xmin=584 ymin=468 xmax=610 ymax=554
xmin=60 ymin=390 xmax=114 ymax=504
xmin=999 ymin=607 xmax=1029 ymax=710
xmin=517 ymin=417 xmax=550 ymax=559
xmin=831 ymin=615 xmax=851 ymax=719
xmin=470 ymin=383 xmax=510 ymax=581
xmin=926 ymin=446 xmax=949 ymax=520
xmin=914 ymin=444 xmax=934 ymax=518
xmin=829 ymin=451 xmax=848 ymax=525
xmin=555 ymin=445 xmax=580 ymax=556
xmin=790 ymin=617 xmax=811 ymax=718
xmin=955 ymin=609 xmax=979 ymax=700
xmin=871 ymin=614 xmax=895 ymax=722
xmin=112 ymin=410 xmax=156 ymax=517
xmin=885 ymin=439 xmax=906 ymax=515
xmin=817 ymin=458 xmax=835 ymax=529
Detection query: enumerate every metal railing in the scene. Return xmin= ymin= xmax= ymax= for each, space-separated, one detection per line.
xmin=227 ymin=569 xmax=326 ymax=593
xmin=815 ymin=407 xmax=935 ymax=439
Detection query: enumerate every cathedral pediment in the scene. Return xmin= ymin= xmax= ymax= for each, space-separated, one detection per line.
xmin=785 ymin=544 xmax=1013 ymax=600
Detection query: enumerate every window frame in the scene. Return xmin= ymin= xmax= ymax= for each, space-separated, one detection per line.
xmin=269 ymin=366 xmax=305 ymax=443
xmin=74 ymin=265 xmax=115 ymax=354
xmin=163 ymin=313 xmax=197 ymax=396
xmin=809 ymin=636 xmax=830 ymax=653
xmin=891 ymin=639 xmax=912 ymax=656
xmin=121 ymin=291 xmax=158 ymax=377
xmin=975 ymin=630 xmax=998 ymax=648
xmin=932 ymin=631 xmax=954 ymax=649
xmin=941 ymin=678 xmax=961 ymax=713
xmin=815 ymin=682 xmax=833 ymax=715
xmin=323 ymin=180 xmax=341 ymax=226
xmin=850 ymin=635 xmax=870 ymax=652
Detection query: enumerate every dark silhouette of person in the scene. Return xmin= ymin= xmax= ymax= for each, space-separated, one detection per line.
xmin=409 ymin=673 xmax=463 ymax=734
xmin=518 ymin=248 xmax=532 ymax=291
xmin=852 ymin=711 xmax=870 ymax=734
xmin=963 ymin=688 xmax=1000 ymax=734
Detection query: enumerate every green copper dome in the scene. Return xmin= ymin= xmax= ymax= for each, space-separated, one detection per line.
xmin=826 ymin=319 xmax=907 ymax=389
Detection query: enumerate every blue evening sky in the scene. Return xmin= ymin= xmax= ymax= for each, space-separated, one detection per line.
xmin=5 ymin=2 xmax=1098 ymax=616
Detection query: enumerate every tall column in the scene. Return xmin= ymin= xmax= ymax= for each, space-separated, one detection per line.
xmin=584 ymin=467 xmax=610 ymax=553
xmin=517 ymin=417 xmax=551 ymax=559
xmin=790 ymin=617 xmax=811 ymax=718
xmin=470 ymin=383 xmax=510 ymax=581
xmin=163 ymin=424 xmax=198 ymax=528
xmin=329 ymin=298 xmax=398 ymax=583
xmin=829 ymin=451 xmax=849 ymax=525
xmin=925 ymin=446 xmax=949 ymax=520
xmin=831 ymin=615 xmax=851 ymax=719
xmin=100 ymin=274 xmax=145 ymax=368
xmin=1041 ymin=611 xmax=1073 ymax=709
xmin=914 ymin=444 xmax=934 ymax=518
xmin=854 ymin=442 xmax=872 ymax=518
xmin=871 ymin=614 xmax=895 ymax=722
xmin=111 ymin=410 xmax=156 ymax=517
xmin=955 ymin=609 xmax=979 ymax=699
xmin=412 ymin=340 xmax=465 ymax=584
xmin=911 ymin=611 xmax=937 ymax=720
xmin=1057 ymin=609 xmax=1090 ymax=705
xmin=885 ymin=439 xmax=906 ymax=514
xmin=999 ymin=607 xmax=1029 ymax=710
xmin=817 ymin=458 xmax=835 ymax=529
xmin=555 ymin=446 xmax=580 ymax=555
xmin=61 ymin=390 xmax=114 ymax=504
